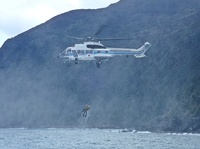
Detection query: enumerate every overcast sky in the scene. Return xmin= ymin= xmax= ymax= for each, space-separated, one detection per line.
xmin=0 ymin=0 xmax=119 ymax=47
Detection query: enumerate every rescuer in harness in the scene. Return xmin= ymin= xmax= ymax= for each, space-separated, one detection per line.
xmin=82 ymin=105 xmax=90 ymax=117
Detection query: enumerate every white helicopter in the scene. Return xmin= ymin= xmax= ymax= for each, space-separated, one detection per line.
xmin=58 ymin=36 xmax=151 ymax=68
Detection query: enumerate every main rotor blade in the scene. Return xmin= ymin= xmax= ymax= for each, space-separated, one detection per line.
xmin=66 ymin=36 xmax=84 ymax=40
xmin=96 ymin=37 xmax=134 ymax=41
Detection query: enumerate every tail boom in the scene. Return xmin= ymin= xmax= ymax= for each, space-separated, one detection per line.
xmin=134 ymin=42 xmax=151 ymax=58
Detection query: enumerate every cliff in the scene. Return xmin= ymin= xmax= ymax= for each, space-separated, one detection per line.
xmin=0 ymin=0 xmax=200 ymax=132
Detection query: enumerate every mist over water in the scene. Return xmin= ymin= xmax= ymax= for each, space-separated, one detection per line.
xmin=0 ymin=128 xmax=200 ymax=149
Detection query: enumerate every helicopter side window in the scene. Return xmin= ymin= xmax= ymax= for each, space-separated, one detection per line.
xmin=80 ymin=50 xmax=84 ymax=55
xmin=86 ymin=50 xmax=92 ymax=54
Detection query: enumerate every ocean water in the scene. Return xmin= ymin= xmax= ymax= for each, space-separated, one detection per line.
xmin=0 ymin=128 xmax=200 ymax=149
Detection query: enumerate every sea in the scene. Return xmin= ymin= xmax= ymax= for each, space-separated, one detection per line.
xmin=0 ymin=128 xmax=200 ymax=149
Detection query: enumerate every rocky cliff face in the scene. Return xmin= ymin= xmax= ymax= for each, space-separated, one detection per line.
xmin=0 ymin=0 xmax=200 ymax=132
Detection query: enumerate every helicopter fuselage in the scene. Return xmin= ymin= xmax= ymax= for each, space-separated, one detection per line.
xmin=58 ymin=41 xmax=151 ymax=68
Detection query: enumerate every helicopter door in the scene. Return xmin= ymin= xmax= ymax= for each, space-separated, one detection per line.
xmin=72 ymin=50 xmax=78 ymax=57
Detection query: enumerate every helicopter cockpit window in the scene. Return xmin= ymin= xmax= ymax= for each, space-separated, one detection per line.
xmin=66 ymin=48 xmax=72 ymax=55
xmin=87 ymin=45 xmax=106 ymax=49
xmin=67 ymin=48 xmax=71 ymax=52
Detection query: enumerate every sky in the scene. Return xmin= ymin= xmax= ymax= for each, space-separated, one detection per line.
xmin=0 ymin=0 xmax=119 ymax=47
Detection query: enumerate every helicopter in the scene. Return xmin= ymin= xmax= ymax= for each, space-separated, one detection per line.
xmin=57 ymin=36 xmax=151 ymax=68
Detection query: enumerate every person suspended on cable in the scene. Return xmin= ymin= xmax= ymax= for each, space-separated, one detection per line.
xmin=82 ymin=105 xmax=90 ymax=117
